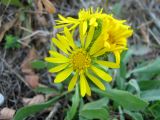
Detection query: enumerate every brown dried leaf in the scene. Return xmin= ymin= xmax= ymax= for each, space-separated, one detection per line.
xmin=21 ymin=47 xmax=37 ymax=74
xmin=29 ymin=95 xmax=45 ymax=105
xmin=42 ymin=0 xmax=56 ymax=13
xmin=25 ymin=74 xmax=39 ymax=88
xmin=21 ymin=68 xmax=34 ymax=75
xmin=22 ymin=95 xmax=45 ymax=106
xmin=0 ymin=107 xmax=15 ymax=120
xmin=22 ymin=98 xmax=32 ymax=105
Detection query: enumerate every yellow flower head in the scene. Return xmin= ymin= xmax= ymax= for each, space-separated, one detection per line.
xmin=46 ymin=8 xmax=133 ymax=97
xmin=93 ymin=15 xmax=133 ymax=64
xmin=55 ymin=7 xmax=106 ymax=31
xmin=45 ymin=25 xmax=119 ymax=97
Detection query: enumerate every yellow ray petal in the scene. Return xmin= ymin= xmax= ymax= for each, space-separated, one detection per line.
xmin=80 ymin=72 xmax=86 ymax=97
xmin=86 ymin=71 xmax=105 ymax=90
xmin=55 ymin=23 xmax=71 ymax=28
xmin=96 ymin=60 xmax=120 ymax=68
xmin=83 ymin=20 xmax=88 ymax=35
xmin=45 ymin=57 xmax=69 ymax=63
xmin=89 ymin=17 xmax=96 ymax=26
xmin=68 ymin=72 xmax=79 ymax=91
xmin=85 ymin=26 xmax=95 ymax=49
xmin=54 ymin=67 xmax=73 ymax=83
xmin=64 ymin=27 xmax=76 ymax=49
xmin=89 ymin=17 xmax=98 ymax=27
xmin=114 ymin=51 xmax=120 ymax=65
xmin=89 ymin=18 xmax=109 ymax=55
xmin=49 ymin=51 xmax=68 ymax=59
xmin=111 ymin=47 xmax=128 ymax=51
xmin=58 ymin=14 xmax=70 ymax=23
xmin=89 ymin=33 xmax=108 ymax=55
xmin=79 ymin=21 xmax=85 ymax=47
xmin=114 ymin=29 xmax=133 ymax=39
xmin=91 ymin=65 xmax=112 ymax=82
xmin=52 ymin=38 xmax=69 ymax=54
xmin=57 ymin=34 xmax=72 ymax=52
xmin=92 ymin=48 xmax=106 ymax=57
xmin=68 ymin=23 xmax=79 ymax=31
xmin=84 ymin=77 xmax=91 ymax=96
xmin=49 ymin=63 xmax=69 ymax=73
xmin=67 ymin=17 xmax=78 ymax=22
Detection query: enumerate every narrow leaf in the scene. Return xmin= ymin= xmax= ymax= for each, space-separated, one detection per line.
xmin=80 ymin=98 xmax=109 ymax=120
xmin=141 ymin=89 xmax=160 ymax=101
xmin=34 ymin=86 xmax=59 ymax=95
xmin=31 ymin=60 xmax=46 ymax=70
xmin=65 ymin=85 xmax=80 ymax=120
xmin=93 ymin=88 xmax=149 ymax=111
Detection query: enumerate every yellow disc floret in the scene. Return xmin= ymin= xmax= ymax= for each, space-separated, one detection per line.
xmin=71 ymin=49 xmax=91 ymax=71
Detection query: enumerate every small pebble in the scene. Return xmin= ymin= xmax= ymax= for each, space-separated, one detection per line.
xmin=0 ymin=93 xmax=5 ymax=106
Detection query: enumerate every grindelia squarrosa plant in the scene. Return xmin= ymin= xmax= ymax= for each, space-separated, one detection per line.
xmin=13 ymin=7 xmax=154 ymax=120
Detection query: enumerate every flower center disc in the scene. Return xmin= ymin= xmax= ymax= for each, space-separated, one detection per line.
xmin=71 ymin=49 xmax=91 ymax=71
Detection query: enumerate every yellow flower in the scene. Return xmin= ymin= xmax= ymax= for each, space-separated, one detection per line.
xmin=94 ymin=15 xmax=133 ymax=65
xmin=45 ymin=26 xmax=118 ymax=97
xmin=55 ymin=8 xmax=106 ymax=32
xmin=55 ymin=8 xmax=133 ymax=65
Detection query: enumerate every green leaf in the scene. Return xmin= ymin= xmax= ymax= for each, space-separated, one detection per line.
xmin=111 ymin=3 xmax=122 ymax=17
xmin=149 ymin=101 xmax=160 ymax=119
xmin=31 ymin=60 xmax=46 ymax=70
xmin=13 ymin=92 xmax=68 ymax=120
xmin=141 ymin=89 xmax=160 ymax=101
xmin=82 ymin=98 xmax=108 ymax=110
xmin=46 ymin=62 xmax=57 ymax=69
xmin=127 ymin=58 xmax=160 ymax=77
xmin=128 ymin=79 xmax=140 ymax=95
xmin=34 ymin=86 xmax=59 ymax=95
xmin=138 ymin=80 xmax=160 ymax=90
xmin=122 ymin=49 xmax=133 ymax=64
xmin=80 ymin=108 xmax=109 ymax=120
xmin=115 ymin=50 xmax=133 ymax=89
xmin=131 ymin=45 xmax=151 ymax=56
xmin=124 ymin=110 xmax=143 ymax=120
xmin=80 ymin=98 xmax=109 ymax=120
xmin=79 ymin=116 xmax=89 ymax=120
xmin=5 ymin=35 xmax=20 ymax=49
xmin=1 ymin=0 xmax=22 ymax=7
xmin=65 ymin=85 xmax=80 ymax=120
xmin=118 ymin=106 xmax=125 ymax=120
xmin=92 ymin=19 xmax=102 ymax=41
xmin=93 ymin=88 xmax=149 ymax=111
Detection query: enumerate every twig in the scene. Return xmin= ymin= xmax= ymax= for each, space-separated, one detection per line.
xmin=148 ymin=12 xmax=160 ymax=30
xmin=0 ymin=0 xmax=11 ymax=23
xmin=19 ymin=30 xmax=51 ymax=41
xmin=148 ymin=29 xmax=160 ymax=45
xmin=45 ymin=102 xmax=61 ymax=120
xmin=135 ymin=0 xmax=160 ymax=30
xmin=0 ymin=58 xmax=32 ymax=90
xmin=19 ymin=26 xmax=32 ymax=33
